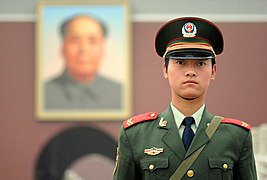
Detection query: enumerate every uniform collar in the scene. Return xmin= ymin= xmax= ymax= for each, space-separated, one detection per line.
xmin=170 ymin=102 xmax=205 ymax=129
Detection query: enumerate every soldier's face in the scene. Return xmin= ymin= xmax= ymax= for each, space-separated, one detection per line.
xmin=163 ymin=59 xmax=216 ymax=101
xmin=62 ymin=17 xmax=105 ymax=81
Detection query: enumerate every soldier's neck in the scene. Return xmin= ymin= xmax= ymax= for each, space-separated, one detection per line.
xmin=172 ymin=96 xmax=205 ymax=116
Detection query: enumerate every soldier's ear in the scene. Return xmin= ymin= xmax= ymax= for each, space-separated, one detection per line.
xmin=162 ymin=63 xmax=168 ymax=79
xmin=211 ymin=64 xmax=217 ymax=80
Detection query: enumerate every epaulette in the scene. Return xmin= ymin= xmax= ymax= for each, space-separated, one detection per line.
xmin=221 ymin=118 xmax=251 ymax=130
xmin=123 ymin=112 xmax=158 ymax=129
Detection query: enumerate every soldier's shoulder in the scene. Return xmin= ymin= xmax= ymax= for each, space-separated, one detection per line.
xmin=123 ymin=112 xmax=158 ymax=129
xmin=221 ymin=118 xmax=251 ymax=130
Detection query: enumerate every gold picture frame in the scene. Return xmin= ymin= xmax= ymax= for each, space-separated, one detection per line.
xmin=35 ymin=0 xmax=131 ymax=120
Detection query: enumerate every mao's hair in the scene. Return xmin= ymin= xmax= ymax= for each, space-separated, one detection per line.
xmin=60 ymin=14 xmax=108 ymax=38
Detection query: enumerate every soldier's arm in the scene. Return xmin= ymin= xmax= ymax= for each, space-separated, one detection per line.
xmin=234 ymin=131 xmax=257 ymax=180
xmin=113 ymin=126 xmax=139 ymax=180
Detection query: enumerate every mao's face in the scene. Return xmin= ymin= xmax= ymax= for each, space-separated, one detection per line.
xmin=62 ymin=17 xmax=105 ymax=80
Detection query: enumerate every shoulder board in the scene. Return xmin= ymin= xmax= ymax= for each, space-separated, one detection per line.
xmin=123 ymin=112 xmax=158 ymax=129
xmin=221 ymin=118 xmax=251 ymax=130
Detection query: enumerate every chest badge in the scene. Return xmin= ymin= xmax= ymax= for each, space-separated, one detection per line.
xmin=144 ymin=147 xmax=164 ymax=156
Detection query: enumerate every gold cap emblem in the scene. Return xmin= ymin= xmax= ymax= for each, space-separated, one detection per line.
xmin=182 ymin=22 xmax=197 ymax=37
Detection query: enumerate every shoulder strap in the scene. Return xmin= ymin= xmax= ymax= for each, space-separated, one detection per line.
xmin=170 ymin=116 xmax=223 ymax=180
xmin=123 ymin=112 xmax=158 ymax=129
xmin=221 ymin=118 xmax=251 ymax=130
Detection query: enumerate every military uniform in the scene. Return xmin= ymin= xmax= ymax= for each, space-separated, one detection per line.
xmin=113 ymin=106 xmax=257 ymax=179
xmin=113 ymin=17 xmax=257 ymax=179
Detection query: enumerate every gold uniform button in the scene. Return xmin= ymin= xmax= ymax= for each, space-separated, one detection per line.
xmin=223 ymin=163 xmax=228 ymax=169
xmin=187 ymin=170 xmax=194 ymax=177
xmin=149 ymin=164 xmax=154 ymax=170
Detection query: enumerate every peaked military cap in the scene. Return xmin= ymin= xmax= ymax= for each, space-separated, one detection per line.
xmin=155 ymin=17 xmax=224 ymax=59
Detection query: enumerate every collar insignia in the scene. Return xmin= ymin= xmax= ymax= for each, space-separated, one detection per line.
xmin=159 ymin=117 xmax=167 ymax=127
xmin=144 ymin=147 xmax=164 ymax=156
xmin=182 ymin=22 xmax=197 ymax=37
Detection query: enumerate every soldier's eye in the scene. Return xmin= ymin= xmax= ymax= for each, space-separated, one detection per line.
xmin=197 ymin=61 xmax=206 ymax=66
xmin=175 ymin=60 xmax=185 ymax=65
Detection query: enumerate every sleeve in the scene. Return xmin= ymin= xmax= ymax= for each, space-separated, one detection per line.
xmin=234 ymin=131 xmax=258 ymax=180
xmin=113 ymin=126 xmax=139 ymax=180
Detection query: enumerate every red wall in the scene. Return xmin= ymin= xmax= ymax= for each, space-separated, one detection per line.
xmin=0 ymin=21 xmax=267 ymax=179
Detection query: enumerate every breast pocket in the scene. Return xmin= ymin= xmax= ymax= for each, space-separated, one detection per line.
xmin=140 ymin=157 xmax=169 ymax=180
xmin=208 ymin=157 xmax=234 ymax=180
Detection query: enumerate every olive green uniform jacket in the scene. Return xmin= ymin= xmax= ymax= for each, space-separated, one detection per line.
xmin=113 ymin=106 xmax=257 ymax=180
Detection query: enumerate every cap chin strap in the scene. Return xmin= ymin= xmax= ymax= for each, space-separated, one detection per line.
xmin=163 ymin=42 xmax=216 ymax=59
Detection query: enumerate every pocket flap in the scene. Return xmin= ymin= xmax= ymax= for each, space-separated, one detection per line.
xmin=208 ymin=157 xmax=233 ymax=171
xmin=140 ymin=157 xmax=168 ymax=172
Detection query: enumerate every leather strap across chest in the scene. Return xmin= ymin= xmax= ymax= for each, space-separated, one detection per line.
xmin=170 ymin=116 xmax=223 ymax=180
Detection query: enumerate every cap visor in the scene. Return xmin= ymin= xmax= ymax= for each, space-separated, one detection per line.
xmin=166 ymin=49 xmax=215 ymax=60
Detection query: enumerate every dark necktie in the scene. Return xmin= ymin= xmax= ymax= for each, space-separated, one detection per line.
xmin=182 ymin=117 xmax=195 ymax=151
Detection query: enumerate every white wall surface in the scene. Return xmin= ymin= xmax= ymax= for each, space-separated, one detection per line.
xmin=1 ymin=0 xmax=267 ymax=22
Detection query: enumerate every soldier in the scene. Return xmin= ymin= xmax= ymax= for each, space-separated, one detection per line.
xmin=113 ymin=17 xmax=257 ymax=179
